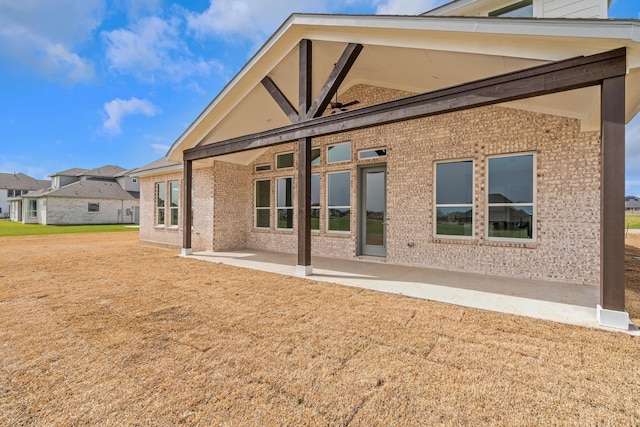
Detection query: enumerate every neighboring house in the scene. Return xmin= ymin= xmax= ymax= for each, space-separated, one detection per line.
xmin=10 ymin=165 xmax=140 ymax=225
xmin=136 ymin=0 xmax=640 ymax=329
xmin=625 ymin=196 xmax=640 ymax=212
xmin=0 ymin=173 xmax=50 ymax=219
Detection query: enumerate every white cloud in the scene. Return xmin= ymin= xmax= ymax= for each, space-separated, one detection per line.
xmin=103 ymin=97 xmax=159 ymax=135
xmin=0 ymin=156 xmax=50 ymax=181
xmin=376 ymin=0 xmax=447 ymax=15
xmin=151 ymin=143 xmax=171 ymax=154
xmin=0 ymin=0 xmax=104 ymax=83
xmin=186 ymin=0 xmax=330 ymax=42
xmin=103 ymin=16 xmax=222 ymax=83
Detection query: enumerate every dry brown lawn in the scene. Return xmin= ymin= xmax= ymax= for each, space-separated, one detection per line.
xmin=1 ymin=232 xmax=639 ymax=426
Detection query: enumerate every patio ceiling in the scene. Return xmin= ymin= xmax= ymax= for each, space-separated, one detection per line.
xmin=169 ymin=14 xmax=640 ymax=165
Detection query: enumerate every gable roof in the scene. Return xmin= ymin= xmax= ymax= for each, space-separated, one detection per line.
xmin=50 ymin=168 xmax=89 ymax=177
xmin=28 ymin=180 xmax=139 ymax=200
xmin=79 ymin=165 xmax=127 ymax=178
xmin=165 ymin=13 xmax=640 ymax=164
xmin=0 ymin=173 xmax=50 ymax=191
xmin=131 ymin=156 xmax=181 ymax=177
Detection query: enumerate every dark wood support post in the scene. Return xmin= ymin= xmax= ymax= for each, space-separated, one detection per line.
xmin=182 ymin=159 xmax=193 ymax=256
xmin=297 ymin=40 xmax=312 ymax=275
xmin=599 ymin=74 xmax=629 ymax=328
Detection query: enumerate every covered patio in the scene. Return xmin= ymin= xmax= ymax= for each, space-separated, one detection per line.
xmin=182 ymin=248 xmax=640 ymax=332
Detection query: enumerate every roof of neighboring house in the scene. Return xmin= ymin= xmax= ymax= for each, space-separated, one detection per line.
xmin=0 ymin=173 xmax=51 ymax=191
xmin=27 ymin=180 xmax=139 ymax=200
xmin=131 ymin=156 xmax=181 ymax=177
xmin=50 ymin=168 xmax=89 ymax=177
xmin=113 ymin=167 xmax=138 ymax=178
xmin=80 ymin=165 xmax=127 ymax=178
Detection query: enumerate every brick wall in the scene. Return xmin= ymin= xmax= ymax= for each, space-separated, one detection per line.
xmin=43 ymin=197 xmax=139 ymax=225
xmin=139 ymin=83 xmax=601 ymax=285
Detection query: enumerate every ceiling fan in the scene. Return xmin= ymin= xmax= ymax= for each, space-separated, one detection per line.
xmin=327 ymin=90 xmax=359 ymax=114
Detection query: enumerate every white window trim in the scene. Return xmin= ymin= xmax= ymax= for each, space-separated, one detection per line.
xmin=327 ymin=141 xmax=352 ymax=164
xmin=434 ymin=158 xmax=474 ymax=240
xmin=485 ymin=152 xmax=536 ymax=243
xmin=358 ymin=147 xmax=387 ymax=161
xmin=255 ymin=163 xmax=271 ymax=172
xmin=311 ymin=147 xmax=321 ymax=167
xmin=168 ymin=180 xmax=180 ymax=228
xmin=275 ymin=151 xmax=294 ymax=170
xmin=28 ymin=199 xmax=37 ymax=218
xmin=275 ymin=176 xmax=294 ymax=231
xmin=326 ymin=170 xmax=351 ymax=234
xmin=255 ymin=179 xmax=271 ymax=230
xmin=155 ymin=182 xmax=166 ymax=226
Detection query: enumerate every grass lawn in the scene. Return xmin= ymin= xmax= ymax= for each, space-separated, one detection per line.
xmin=626 ymin=214 xmax=640 ymax=229
xmin=0 ymin=219 xmax=138 ymax=237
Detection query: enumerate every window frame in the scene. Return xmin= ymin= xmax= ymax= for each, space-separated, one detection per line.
xmin=434 ymin=159 xmax=474 ymax=239
xmin=275 ymin=176 xmax=294 ymax=231
xmin=327 ymin=142 xmax=351 ymax=164
xmin=326 ymin=170 xmax=351 ymax=234
xmin=311 ymin=173 xmax=320 ymax=231
xmin=255 ymin=179 xmax=271 ymax=229
xmin=156 ymin=182 xmax=166 ymax=226
xmin=358 ymin=148 xmax=387 ymax=161
xmin=489 ymin=0 xmax=533 ymax=17
xmin=255 ymin=164 xmax=271 ymax=172
xmin=276 ymin=151 xmax=294 ymax=170
xmin=311 ymin=147 xmax=321 ymax=166
xmin=88 ymin=202 xmax=100 ymax=213
xmin=486 ymin=152 xmax=536 ymax=242
xmin=28 ymin=199 xmax=37 ymax=218
xmin=169 ymin=180 xmax=179 ymax=227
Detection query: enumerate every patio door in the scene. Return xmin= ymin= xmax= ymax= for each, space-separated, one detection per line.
xmin=359 ymin=165 xmax=386 ymax=257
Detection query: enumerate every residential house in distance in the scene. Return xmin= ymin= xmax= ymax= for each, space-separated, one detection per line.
xmin=10 ymin=165 xmax=140 ymax=225
xmin=0 ymin=173 xmax=50 ymax=219
xmin=136 ymin=0 xmax=640 ymax=329
xmin=625 ymin=196 xmax=640 ymax=213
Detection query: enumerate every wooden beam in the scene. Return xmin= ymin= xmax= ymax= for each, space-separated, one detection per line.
xmin=182 ymin=160 xmax=192 ymax=251
xmin=297 ymin=39 xmax=313 ymax=268
xmin=261 ymin=76 xmax=298 ymax=122
xmin=306 ymin=43 xmax=364 ymax=119
xmin=600 ymin=75 xmax=626 ymax=312
xmin=184 ymin=48 xmax=626 ymax=161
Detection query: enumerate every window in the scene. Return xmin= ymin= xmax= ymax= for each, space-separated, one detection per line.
xmin=487 ymin=154 xmax=534 ymax=240
xmin=156 ymin=182 xmax=165 ymax=225
xmin=359 ymin=148 xmax=387 ymax=160
xmin=276 ymin=177 xmax=294 ymax=230
xmin=489 ymin=0 xmax=533 ymax=17
xmin=311 ymin=148 xmax=321 ymax=166
xmin=327 ymin=171 xmax=350 ymax=232
xmin=88 ymin=203 xmax=100 ymax=213
xmin=255 ymin=179 xmax=270 ymax=228
xmin=169 ymin=181 xmax=179 ymax=226
xmin=8 ymin=190 xmax=14 ymax=198
xmin=327 ymin=142 xmax=351 ymax=163
xmin=311 ymin=174 xmax=320 ymax=230
xmin=131 ymin=178 xmax=138 ymax=184
xmin=435 ymin=161 xmax=473 ymax=237
xmin=255 ymin=164 xmax=271 ymax=172
xmin=276 ymin=152 xmax=294 ymax=169
xmin=28 ymin=199 xmax=37 ymax=218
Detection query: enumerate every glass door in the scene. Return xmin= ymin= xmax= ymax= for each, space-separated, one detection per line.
xmin=360 ymin=165 xmax=386 ymax=257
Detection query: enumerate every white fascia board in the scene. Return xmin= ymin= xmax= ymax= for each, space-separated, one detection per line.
xmin=167 ymin=14 xmax=640 ymax=161
xmin=135 ymin=163 xmax=183 ymax=178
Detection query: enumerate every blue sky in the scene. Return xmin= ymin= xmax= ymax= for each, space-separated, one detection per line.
xmin=1 ymin=0 xmax=639 ymax=192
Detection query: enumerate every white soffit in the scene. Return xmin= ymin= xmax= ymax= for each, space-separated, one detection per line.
xmin=167 ymin=15 xmax=640 ymax=162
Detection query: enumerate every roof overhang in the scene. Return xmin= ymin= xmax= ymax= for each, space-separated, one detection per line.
xmin=167 ymin=14 xmax=640 ymax=164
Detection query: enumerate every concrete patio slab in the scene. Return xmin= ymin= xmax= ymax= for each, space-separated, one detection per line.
xmin=185 ymin=249 xmax=635 ymax=332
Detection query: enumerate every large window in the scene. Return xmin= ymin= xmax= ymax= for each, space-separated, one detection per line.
xmin=255 ymin=179 xmax=270 ymax=228
xmin=311 ymin=174 xmax=320 ymax=230
xmin=487 ymin=154 xmax=534 ymax=240
xmin=169 ymin=181 xmax=179 ymax=226
xmin=28 ymin=199 xmax=37 ymax=218
xmin=435 ymin=160 xmax=473 ymax=237
xmin=327 ymin=171 xmax=351 ymax=232
xmin=276 ymin=177 xmax=293 ymax=230
xmin=327 ymin=142 xmax=351 ymax=163
xmin=156 ymin=182 xmax=165 ymax=225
